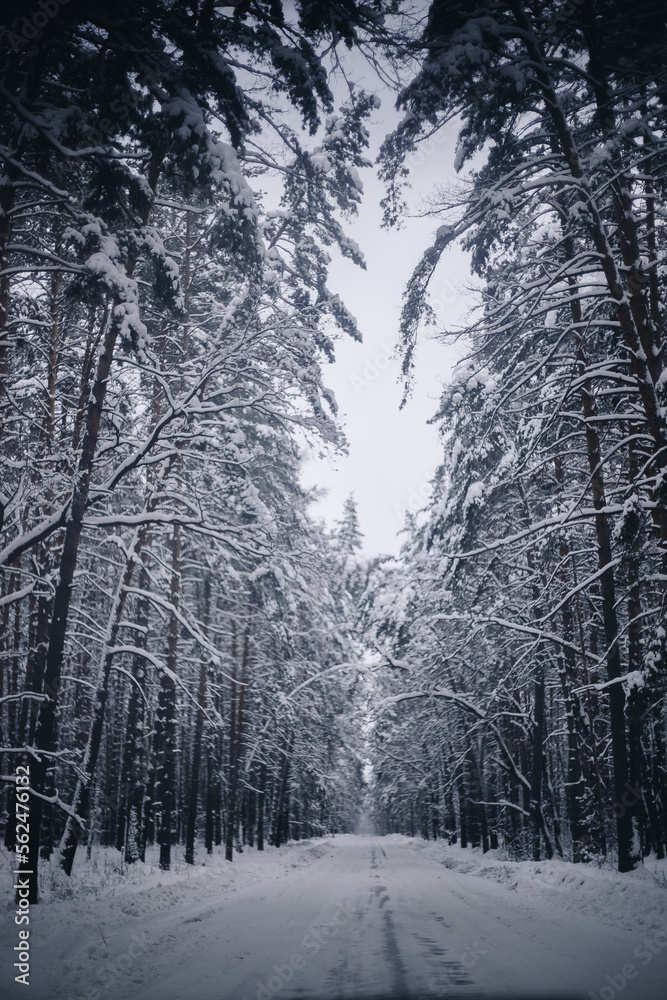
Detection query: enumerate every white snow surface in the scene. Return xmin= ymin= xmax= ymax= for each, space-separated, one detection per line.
xmin=3 ymin=834 xmax=667 ymax=1000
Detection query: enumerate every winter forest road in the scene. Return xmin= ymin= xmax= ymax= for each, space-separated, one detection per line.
xmin=17 ymin=835 xmax=667 ymax=1000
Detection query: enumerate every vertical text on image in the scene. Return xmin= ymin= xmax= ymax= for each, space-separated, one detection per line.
xmin=13 ymin=763 xmax=31 ymax=985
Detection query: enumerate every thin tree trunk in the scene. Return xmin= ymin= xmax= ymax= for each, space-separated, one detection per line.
xmin=625 ymin=434 xmax=648 ymax=854
xmin=186 ymin=573 xmax=211 ymax=865
xmin=580 ymin=388 xmax=635 ymax=869
xmin=58 ymin=528 xmax=146 ymax=874
xmin=205 ymin=748 xmax=215 ymax=855
xmin=157 ymin=524 xmax=181 ymax=871
xmin=225 ymin=623 xmax=249 ymax=861
xmin=122 ymin=573 xmax=150 ymax=863
xmin=257 ymin=761 xmax=266 ymax=851
xmin=553 ymin=217 xmax=637 ymax=871
xmin=553 ymin=456 xmax=588 ymax=861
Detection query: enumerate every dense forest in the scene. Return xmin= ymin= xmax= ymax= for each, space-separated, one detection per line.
xmin=1 ymin=0 xmax=666 ymax=907
xmin=365 ymin=0 xmax=667 ymax=874
xmin=0 ymin=0 xmax=378 ymax=904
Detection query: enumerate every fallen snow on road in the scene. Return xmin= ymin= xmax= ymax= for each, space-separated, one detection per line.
xmin=2 ymin=835 xmax=667 ymax=1000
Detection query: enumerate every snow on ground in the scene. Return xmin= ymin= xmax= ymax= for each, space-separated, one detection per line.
xmin=2 ymin=835 xmax=667 ymax=1000
xmin=1 ymin=837 xmax=335 ymax=998
xmin=389 ymin=835 xmax=667 ymax=939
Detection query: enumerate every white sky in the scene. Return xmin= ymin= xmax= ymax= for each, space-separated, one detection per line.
xmin=302 ymin=68 xmax=475 ymax=559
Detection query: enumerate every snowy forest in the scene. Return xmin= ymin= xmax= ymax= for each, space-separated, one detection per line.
xmin=1 ymin=0 xmax=667 ymax=921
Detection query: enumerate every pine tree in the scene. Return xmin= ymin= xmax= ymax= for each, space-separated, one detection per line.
xmin=371 ymin=0 xmax=667 ymax=873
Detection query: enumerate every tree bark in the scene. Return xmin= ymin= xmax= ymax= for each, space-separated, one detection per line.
xmin=257 ymin=761 xmax=266 ymax=851
xmin=225 ymin=623 xmax=249 ymax=861
xmin=186 ymin=573 xmax=210 ymax=865
xmin=157 ymin=524 xmax=181 ymax=871
xmin=58 ymin=528 xmax=146 ymax=874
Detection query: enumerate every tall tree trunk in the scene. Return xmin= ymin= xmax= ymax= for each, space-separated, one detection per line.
xmin=157 ymin=524 xmax=181 ymax=871
xmin=554 ymin=218 xmax=638 ymax=871
xmin=186 ymin=573 xmax=211 ymax=865
xmin=256 ymin=761 xmax=266 ymax=851
xmin=121 ymin=574 xmax=150 ymax=864
xmin=530 ymin=662 xmax=546 ymax=862
xmin=625 ymin=434 xmax=648 ymax=855
xmin=553 ymin=457 xmax=588 ymax=861
xmin=58 ymin=529 xmax=147 ymax=874
xmin=575 ymin=348 xmax=636 ymax=869
xmin=518 ymin=489 xmax=552 ymax=861
xmin=271 ymin=733 xmax=294 ymax=848
xmin=205 ymin=748 xmax=215 ymax=855
xmin=225 ymin=623 xmax=249 ymax=861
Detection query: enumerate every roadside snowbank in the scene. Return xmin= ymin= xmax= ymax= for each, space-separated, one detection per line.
xmin=1 ymin=838 xmax=335 ymax=999
xmin=385 ymin=835 xmax=667 ymax=937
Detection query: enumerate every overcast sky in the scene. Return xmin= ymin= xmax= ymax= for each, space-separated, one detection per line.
xmin=301 ymin=68 xmax=475 ymax=559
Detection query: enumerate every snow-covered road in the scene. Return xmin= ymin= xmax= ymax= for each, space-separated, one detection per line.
xmin=6 ymin=834 xmax=667 ymax=1000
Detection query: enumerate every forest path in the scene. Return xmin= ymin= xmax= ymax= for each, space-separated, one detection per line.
xmin=12 ymin=834 xmax=667 ymax=1000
